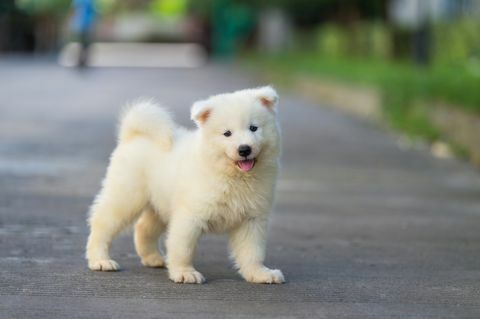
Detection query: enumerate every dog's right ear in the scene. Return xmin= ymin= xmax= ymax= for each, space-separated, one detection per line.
xmin=256 ymin=86 xmax=279 ymax=113
xmin=191 ymin=100 xmax=211 ymax=126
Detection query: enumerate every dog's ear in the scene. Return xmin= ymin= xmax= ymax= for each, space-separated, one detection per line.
xmin=191 ymin=100 xmax=211 ymax=126
xmin=256 ymin=86 xmax=279 ymax=112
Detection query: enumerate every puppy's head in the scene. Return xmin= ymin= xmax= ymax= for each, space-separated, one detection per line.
xmin=191 ymin=86 xmax=280 ymax=173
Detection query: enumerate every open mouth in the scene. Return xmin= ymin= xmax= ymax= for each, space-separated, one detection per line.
xmin=236 ymin=158 xmax=256 ymax=172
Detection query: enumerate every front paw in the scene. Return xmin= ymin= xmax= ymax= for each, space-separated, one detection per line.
xmin=243 ymin=267 xmax=285 ymax=284
xmin=88 ymin=259 xmax=120 ymax=271
xmin=169 ymin=268 xmax=205 ymax=284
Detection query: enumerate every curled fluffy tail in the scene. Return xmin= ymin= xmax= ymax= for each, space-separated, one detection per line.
xmin=118 ymin=99 xmax=174 ymax=149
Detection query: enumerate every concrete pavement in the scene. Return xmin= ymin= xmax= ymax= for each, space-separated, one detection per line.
xmin=1 ymin=59 xmax=480 ymax=318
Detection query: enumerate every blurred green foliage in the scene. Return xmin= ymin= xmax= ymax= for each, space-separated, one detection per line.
xmin=315 ymin=22 xmax=391 ymax=60
xmin=238 ymin=0 xmax=385 ymax=26
xmin=247 ymin=52 xmax=480 ymax=142
xmin=315 ymin=24 xmax=347 ymax=58
xmin=191 ymin=0 xmax=254 ymax=57
xmin=248 ymin=16 xmax=480 ymax=143
xmin=95 ymin=0 xmax=116 ymax=14
xmin=150 ymin=0 xmax=187 ymax=18
xmin=15 ymin=0 xmax=70 ymax=15
xmin=433 ymin=18 xmax=480 ymax=65
xmin=309 ymin=17 xmax=480 ymax=80
xmin=0 ymin=0 xmax=16 ymax=13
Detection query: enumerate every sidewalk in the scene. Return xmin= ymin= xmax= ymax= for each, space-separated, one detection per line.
xmin=1 ymin=59 xmax=480 ymax=318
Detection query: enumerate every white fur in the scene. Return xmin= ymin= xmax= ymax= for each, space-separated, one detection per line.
xmin=86 ymin=86 xmax=284 ymax=284
xmin=119 ymin=99 xmax=174 ymax=148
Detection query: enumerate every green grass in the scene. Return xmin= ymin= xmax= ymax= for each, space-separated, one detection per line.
xmin=244 ymin=53 xmax=480 ymax=142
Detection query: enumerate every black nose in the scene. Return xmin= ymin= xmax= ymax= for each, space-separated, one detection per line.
xmin=238 ymin=145 xmax=252 ymax=157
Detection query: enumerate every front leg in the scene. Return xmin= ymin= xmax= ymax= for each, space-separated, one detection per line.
xmin=229 ymin=217 xmax=285 ymax=284
xmin=166 ymin=215 xmax=205 ymax=284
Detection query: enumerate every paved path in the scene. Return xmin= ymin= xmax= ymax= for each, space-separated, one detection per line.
xmin=1 ymin=59 xmax=480 ymax=318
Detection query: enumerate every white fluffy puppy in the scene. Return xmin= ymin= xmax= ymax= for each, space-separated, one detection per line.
xmin=86 ymin=86 xmax=284 ymax=284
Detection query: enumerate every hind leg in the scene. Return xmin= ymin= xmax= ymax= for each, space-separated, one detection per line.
xmin=86 ymin=173 xmax=147 ymax=271
xmin=134 ymin=207 xmax=166 ymax=268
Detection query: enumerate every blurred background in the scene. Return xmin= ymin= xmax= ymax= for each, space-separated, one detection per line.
xmin=1 ymin=0 xmax=480 ymax=163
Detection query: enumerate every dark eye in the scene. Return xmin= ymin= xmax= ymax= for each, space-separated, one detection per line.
xmin=223 ymin=130 xmax=232 ymax=137
xmin=249 ymin=125 xmax=258 ymax=132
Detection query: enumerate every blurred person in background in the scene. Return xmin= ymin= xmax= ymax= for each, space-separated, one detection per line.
xmin=71 ymin=0 xmax=96 ymax=67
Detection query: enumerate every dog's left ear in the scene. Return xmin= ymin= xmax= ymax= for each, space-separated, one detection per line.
xmin=256 ymin=86 xmax=279 ymax=112
xmin=191 ymin=100 xmax=211 ymax=126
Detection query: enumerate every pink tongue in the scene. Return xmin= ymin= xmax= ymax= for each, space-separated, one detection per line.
xmin=238 ymin=159 xmax=255 ymax=172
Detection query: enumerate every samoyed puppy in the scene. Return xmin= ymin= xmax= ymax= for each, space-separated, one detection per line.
xmin=86 ymin=86 xmax=284 ymax=284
